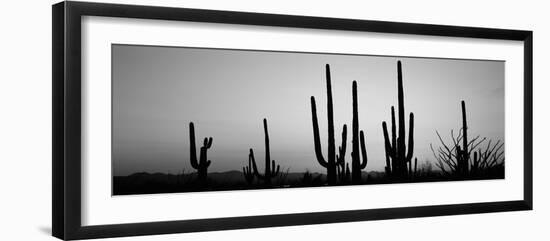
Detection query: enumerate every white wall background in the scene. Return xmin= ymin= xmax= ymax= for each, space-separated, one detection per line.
xmin=0 ymin=0 xmax=547 ymax=240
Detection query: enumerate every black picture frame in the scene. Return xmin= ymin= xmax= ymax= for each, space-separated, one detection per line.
xmin=52 ymin=1 xmax=533 ymax=240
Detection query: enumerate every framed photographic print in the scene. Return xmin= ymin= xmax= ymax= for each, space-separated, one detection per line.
xmin=52 ymin=1 xmax=533 ymax=240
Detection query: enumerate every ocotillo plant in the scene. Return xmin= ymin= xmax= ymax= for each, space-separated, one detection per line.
xmin=189 ymin=122 xmax=213 ymax=185
xmin=310 ymin=64 xmax=348 ymax=185
xmin=242 ymin=156 xmax=254 ymax=184
xmin=382 ymin=61 xmax=415 ymax=179
xmin=431 ymin=100 xmax=504 ymax=177
xmin=249 ymin=118 xmax=281 ymax=186
xmin=470 ymin=139 xmax=504 ymax=176
xmin=351 ymin=81 xmax=368 ymax=184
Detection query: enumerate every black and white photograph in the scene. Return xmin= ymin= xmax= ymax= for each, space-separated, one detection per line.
xmin=43 ymin=1 xmax=535 ymax=240
xmin=112 ymin=44 xmax=505 ymax=195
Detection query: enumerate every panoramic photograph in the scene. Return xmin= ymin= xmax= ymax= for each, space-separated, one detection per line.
xmin=111 ymin=44 xmax=505 ymax=195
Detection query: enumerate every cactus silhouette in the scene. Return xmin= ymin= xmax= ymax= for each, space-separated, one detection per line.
xmin=409 ymin=157 xmax=418 ymax=178
xmin=310 ymin=64 xmax=347 ymax=185
xmin=242 ymin=156 xmax=255 ymax=184
xmin=382 ymin=61 xmax=415 ymax=179
xmin=249 ymin=118 xmax=281 ymax=186
xmin=189 ymin=122 xmax=213 ymax=186
xmin=337 ymin=162 xmax=351 ymax=184
xmin=336 ymin=125 xmax=348 ymax=183
xmin=456 ymin=100 xmax=469 ymax=176
xmin=351 ymin=81 xmax=368 ymax=184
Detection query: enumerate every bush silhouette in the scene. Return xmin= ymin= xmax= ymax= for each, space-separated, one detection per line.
xmin=431 ymin=100 xmax=504 ymax=178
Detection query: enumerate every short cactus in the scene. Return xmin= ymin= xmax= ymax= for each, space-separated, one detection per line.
xmin=336 ymin=125 xmax=349 ymax=184
xmin=189 ymin=122 xmax=213 ymax=185
xmin=249 ymin=118 xmax=281 ymax=186
xmin=243 ymin=156 xmax=254 ymax=184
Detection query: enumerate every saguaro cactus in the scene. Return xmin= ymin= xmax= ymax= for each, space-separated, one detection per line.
xmin=243 ymin=156 xmax=255 ymax=184
xmin=337 ymin=162 xmax=351 ymax=184
xmin=311 ymin=64 xmax=347 ymax=185
xmin=336 ymin=125 xmax=349 ymax=183
xmin=249 ymin=118 xmax=281 ymax=186
xmin=351 ymin=81 xmax=368 ymax=184
xmin=189 ymin=122 xmax=213 ymax=185
xmin=456 ymin=100 xmax=470 ymax=176
xmin=382 ymin=61 xmax=415 ymax=179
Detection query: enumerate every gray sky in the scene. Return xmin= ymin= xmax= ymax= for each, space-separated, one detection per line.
xmin=112 ymin=44 xmax=504 ymax=176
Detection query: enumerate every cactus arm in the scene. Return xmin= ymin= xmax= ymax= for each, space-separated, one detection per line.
xmin=382 ymin=122 xmax=393 ymax=154
xmin=249 ymin=149 xmax=265 ymax=179
xmin=391 ymin=106 xmax=396 ymax=156
xmin=310 ymin=96 xmax=328 ymax=168
xmin=205 ymin=137 xmax=213 ymax=148
xmin=390 ymin=106 xmax=397 ymax=174
xmin=189 ymin=122 xmax=199 ymax=169
xmin=382 ymin=122 xmax=393 ymax=173
xmin=406 ymin=113 xmax=414 ymax=161
xmin=336 ymin=124 xmax=347 ymax=166
xmin=359 ymin=130 xmax=368 ymax=169
xmin=271 ymin=160 xmax=280 ymax=177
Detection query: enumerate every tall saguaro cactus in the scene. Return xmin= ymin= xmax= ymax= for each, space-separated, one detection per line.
xmin=382 ymin=61 xmax=415 ymax=179
xmin=311 ymin=64 xmax=347 ymax=185
xmin=189 ymin=122 xmax=213 ymax=185
xmin=456 ymin=100 xmax=469 ymax=176
xmin=351 ymin=81 xmax=368 ymax=184
xmin=249 ymin=118 xmax=281 ymax=186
